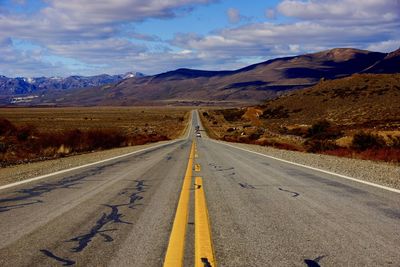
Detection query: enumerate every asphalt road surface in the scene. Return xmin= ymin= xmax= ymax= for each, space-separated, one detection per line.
xmin=0 ymin=111 xmax=399 ymax=266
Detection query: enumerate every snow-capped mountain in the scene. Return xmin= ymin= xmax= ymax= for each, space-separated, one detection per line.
xmin=0 ymin=72 xmax=146 ymax=96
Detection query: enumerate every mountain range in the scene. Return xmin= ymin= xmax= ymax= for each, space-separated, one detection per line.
xmin=0 ymin=72 xmax=145 ymax=96
xmin=1 ymin=47 xmax=399 ymax=106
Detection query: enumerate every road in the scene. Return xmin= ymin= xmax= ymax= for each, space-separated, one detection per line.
xmin=0 ymin=110 xmax=399 ymax=266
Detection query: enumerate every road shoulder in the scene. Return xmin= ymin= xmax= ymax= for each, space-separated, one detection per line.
xmin=210 ymin=140 xmax=400 ymax=191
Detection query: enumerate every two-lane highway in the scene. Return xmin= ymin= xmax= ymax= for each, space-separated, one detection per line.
xmin=0 ymin=110 xmax=399 ymax=266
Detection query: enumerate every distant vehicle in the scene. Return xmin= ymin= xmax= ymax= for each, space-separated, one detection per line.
xmin=195 ymin=125 xmax=200 ymax=131
xmin=196 ymin=132 xmax=201 ymax=137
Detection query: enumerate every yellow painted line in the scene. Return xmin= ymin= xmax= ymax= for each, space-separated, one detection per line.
xmin=164 ymin=141 xmax=195 ymax=267
xmin=195 ymin=177 xmax=217 ymax=267
xmin=195 ymin=164 xmax=201 ymax=172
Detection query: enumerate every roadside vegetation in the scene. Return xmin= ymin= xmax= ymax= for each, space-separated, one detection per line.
xmin=200 ymin=109 xmax=400 ymax=163
xmin=0 ymin=107 xmax=189 ymax=167
xmin=200 ymin=74 xmax=400 ymax=163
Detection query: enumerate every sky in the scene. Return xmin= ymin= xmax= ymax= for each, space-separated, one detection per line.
xmin=0 ymin=0 xmax=399 ymax=77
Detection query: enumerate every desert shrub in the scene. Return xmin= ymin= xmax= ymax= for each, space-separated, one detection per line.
xmin=226 ymin=127 xmax=235 ymax=132
xmin=65 ymin=129 xmax=84 ymax=149
xmin=248 ymin=128 xmax=264 ymax=141
xmin=307 ymin=120 xmax=342 ymax=139
xmin=260 ymin=106 xmax=289 ymax=119
xmin=86 ymin=129 xmax=125 ymax=150
xmin=351 ymin=131 xmax=385 ymax=151
xmin=306 ymin=139 xmax=338 ymax=153
xmin=16 ymin=125 xmax=36 ymax=141
xmin=202 ymin=112 xmax=209 ymax=117
xmin=280 ymin=126 xmax=308 ymax=137
xmin=0 ymin=118 xmax=16 ymax=135
xmin=388 ymin=135 xmax=400 ymax=148
xmin=0 ymin=142 xmax=7 ymax=153
xmin=219 ymin=109 xmax=245 ymax=122
xmin=307 ymin=120 xmax=330 ymax=138
xmin=248 ymin=132 xmax=261 ymax=141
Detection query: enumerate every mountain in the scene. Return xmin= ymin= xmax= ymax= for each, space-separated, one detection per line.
xmin=363 ymin=47 xmax=400 ymax=74
xmin=0 ymin=76 xmax=37 ymax=95
xmin=0 ymin=72 xmax=145 ymax=96
xmin=3 ymin=47 xmax=399 ymax=106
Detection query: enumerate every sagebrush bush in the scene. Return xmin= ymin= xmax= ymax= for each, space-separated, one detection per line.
xmin=0 ymin=118 xmax=16 ymax=135
xmin=307 ymin=120 xmax=342 ymax=139
xmin=260 ymin=106 xmax=289 ymax=119
xmin=351 ymin=131 xmax=385 ymax=151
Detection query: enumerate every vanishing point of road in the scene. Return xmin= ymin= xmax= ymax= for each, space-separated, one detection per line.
xmin=0 ymin=111 xmax=399 ymax=266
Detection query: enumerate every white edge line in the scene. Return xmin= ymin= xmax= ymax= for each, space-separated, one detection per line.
xmin=0 ymin=112 xmax=193 ymax=191
xmin=208 ymin=139 xmax=400 ymax=194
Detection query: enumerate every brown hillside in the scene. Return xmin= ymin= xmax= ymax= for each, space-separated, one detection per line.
xmin=259 ymin=73 xmax=400 ymax=128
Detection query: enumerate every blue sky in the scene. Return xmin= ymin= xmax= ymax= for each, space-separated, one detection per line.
xmin=0 ymin=0 xmax=399 ymax=77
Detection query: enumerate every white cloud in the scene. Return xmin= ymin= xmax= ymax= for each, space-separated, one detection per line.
xmin=0 ymin=38 xmax=64 ymax=77
xmin=367 ymin=40 xmax=400 ymax=52
xmin=47 ymin=39 xmax=147 ymax=63
xmin=44 ymin=0 xmax=216 ymax=24
xmin=0 ymin=0 xmax=218 ymax=42
xmin=0 ymin=0 xmax=220 ymax=76
xmin=169 ymin=0 xmax=399 ymax=67
xmin=171 ymin=21 xmax=396 ymax=58
xmin=1 ymin=0 xmax=399 ymax=77
xmin=278 ymin=0 xmax=400 ymax=24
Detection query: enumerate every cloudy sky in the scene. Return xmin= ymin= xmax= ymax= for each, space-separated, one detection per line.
xmin=0 ymin=0 xmax=399 ymax=77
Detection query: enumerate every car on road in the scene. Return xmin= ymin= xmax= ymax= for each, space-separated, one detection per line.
xmin=196 ymin=132 xmax=201 ymax=137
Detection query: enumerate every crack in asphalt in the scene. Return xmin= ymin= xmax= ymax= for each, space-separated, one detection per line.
xmin=201 ymin=257 xmax=212 ymax=267
xmin=67 ymin=203 xmax=132 ymax=253
xmin=304 ymin=255 xmax=326 ymax=267
xmin=208 ymin=163 xmax=234 ymax=172
xmin=278 ymin=187 xmax=300 ymax=197
xmin=40 ymin=249 xmax=75 ymax=266
xmin=238 ymin=182 xmax=256 ymax=189
xmin=41 ymin=179 xmax=147 ymax=265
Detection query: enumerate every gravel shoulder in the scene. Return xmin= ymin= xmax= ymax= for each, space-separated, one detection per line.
xmin=218 ymin=141 xmax=400 ymax=190
xmin=0 ymin=140 xmax=174 ymax=187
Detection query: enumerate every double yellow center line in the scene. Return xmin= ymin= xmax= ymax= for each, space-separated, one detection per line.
xmin=164 ymin=141 xmax=216 ymax=267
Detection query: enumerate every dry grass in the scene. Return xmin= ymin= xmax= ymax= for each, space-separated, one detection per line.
xmin=0 ymin=107 xmax=189 ymax=138
xmin=0 ymin=107 xmax=190 ymax=166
